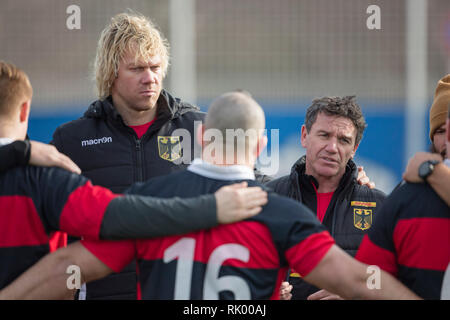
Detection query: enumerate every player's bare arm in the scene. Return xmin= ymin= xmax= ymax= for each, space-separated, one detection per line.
xmin=303 ymin=244 xmax=421 ymax=300
xmin=0 ymin=242 xmax=112 ymax=300
xmin=29 ymin=141 xmax=81 ymax=174
xmin=403 ymin=151 xmax=450 ymax=206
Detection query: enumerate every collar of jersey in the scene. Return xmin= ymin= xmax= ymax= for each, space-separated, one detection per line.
xmin=187 ymin=158 xmax=255 ymax=181
xmin=0 ymin=137 xmax=14 ymax=146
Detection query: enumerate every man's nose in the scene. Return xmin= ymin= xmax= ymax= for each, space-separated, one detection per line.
xmin=325 ymin=139 xmax=338 ymax=153
xmin=141 ymin=68 xmax=157 ymax=84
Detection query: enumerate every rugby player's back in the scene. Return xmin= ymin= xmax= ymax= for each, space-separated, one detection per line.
xmin=85 ymin=169 xmax=334 ymax=299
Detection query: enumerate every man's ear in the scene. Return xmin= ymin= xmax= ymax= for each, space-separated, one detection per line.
xmin=300 ymin=125 xmax=308 ymax=148
xmin=196 ymin=123 xmax=205 ymax=148
xmin=351 ymin=142 xmax=360 ymax=159
xmin=19 ymin=100 xmax=31 ymax=123
xmin=256 ymin=134 xmax=268 ymax=158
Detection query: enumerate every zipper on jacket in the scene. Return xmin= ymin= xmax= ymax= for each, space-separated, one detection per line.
xmin=135 ymin=138 xmax=144 ymax=182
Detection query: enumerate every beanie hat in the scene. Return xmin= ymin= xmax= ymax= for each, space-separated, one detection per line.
xmin=429 ymin=74 xmax=450 ymax=141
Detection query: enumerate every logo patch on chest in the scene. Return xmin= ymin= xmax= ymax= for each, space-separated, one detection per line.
xmin=157 ymin=136 xmax=182 ymax=161
xmin=81 ymin=136 xmax=112 ymax=147
xmin=353 ymin=208 xmax=373 ymax=231
xmin=351 ymin=201 xmax=376 ymax=231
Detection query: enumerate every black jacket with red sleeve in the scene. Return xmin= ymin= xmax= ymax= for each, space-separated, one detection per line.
xmin=0 ymin=165 xmax=219 ymax=289
xmin=356 ymin=182 xmax=450 ymax=299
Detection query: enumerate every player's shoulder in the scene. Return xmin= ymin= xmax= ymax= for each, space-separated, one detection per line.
xmin=126 ymin=170 xmax=195 ymax=195
xmin=352 ymin=183 xmax=386 ymax=200
xmin=267 ymin=191 xmax=304 ymax=209
xmin=52 ymin=117 xmax=101 ymax=149
xmin=247 ymin=179 xmax=314 ymax=215
xmin=172 ymin=107 xmax=205 ymax=127
xmin=255 ymin=191 xmax=318 ymax=224
xmin=54 ymin=116 xmax=98 ymax=134
xmin=390 ymin=181 xmax=441 ymax=203
xmin=0 ymin=165 xmax=85 ymax=195
xmin=1 ymin=164 xmax=72 ymax=178
xmin=264 ymin=174 xmax=290 ymax=194
xmin=383 ymin=181 xmax=448 ymax=220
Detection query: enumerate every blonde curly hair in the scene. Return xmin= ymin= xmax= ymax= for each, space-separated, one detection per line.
xmin=94 ymin=12 xmax=170 ymax=100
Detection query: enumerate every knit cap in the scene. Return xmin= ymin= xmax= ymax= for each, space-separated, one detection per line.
xmin=429 ymin=74 xmax=450 ymax=141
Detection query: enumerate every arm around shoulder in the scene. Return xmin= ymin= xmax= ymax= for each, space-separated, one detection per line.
xmin=427 ymin=162 xmax=450 ymax=206
xmin=0 ymin=140 xmax=30 ymax=172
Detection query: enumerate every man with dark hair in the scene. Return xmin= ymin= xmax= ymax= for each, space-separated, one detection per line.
xmin=267 ymin=96 xmax=386 ymax=300
xmin=356 ymin=104 xmax=450 ymax=299
xmin=0 ymin=91 xmax=419 ymax=300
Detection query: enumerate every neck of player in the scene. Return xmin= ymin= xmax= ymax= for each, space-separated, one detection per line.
xmin=308 ymin=171 xmax=342 ymax=193
xmin=201 ymin=151 xmax=255 ymax=169
xmin=0 ymin=121 xmax=26 ymax=141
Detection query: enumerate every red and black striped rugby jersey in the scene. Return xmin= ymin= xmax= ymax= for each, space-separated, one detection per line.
xmin=356 ymin=182 xmax=450 ymax=299
xmin=0 ymin=166 xmax=118 ymax=288
xmin=82 ymin=168 xmax=335 ymax=300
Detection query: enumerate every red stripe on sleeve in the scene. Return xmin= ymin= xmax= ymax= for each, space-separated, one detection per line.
xmin=49 ymin=231 xmax=68 ymax=252
xmin=81 ymin=239 xmax=136 ymax=273
xmin=393 ymin=218 xmax=450 ymax=271
xmin=0 ymin=196 xmax=49 ymax=247
xmin=285 ymin=230 xmax=335 ymax=277
xmin=59 ymin=181 xmax=120 ymax=240
xmin=356 ymin=235 xmax=398 ymax=275
xmin=136 ymin=221 xmax=280 ymax=268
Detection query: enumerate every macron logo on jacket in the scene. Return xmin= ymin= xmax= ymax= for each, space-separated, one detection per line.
xmin=81 ymin=136 xmax=112 ymax=147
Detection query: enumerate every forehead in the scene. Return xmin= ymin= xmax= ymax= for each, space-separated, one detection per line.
xmin=312 ymin=112 xmax=356 ymax=134
xmin=121 ymin=49 xmax=162 ymax=66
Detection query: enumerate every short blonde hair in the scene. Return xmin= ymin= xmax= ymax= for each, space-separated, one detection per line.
xmin=0 ymin=61 xmax=32 ymax=117
xmin=94 ymin=12 xmax=170 ymax=100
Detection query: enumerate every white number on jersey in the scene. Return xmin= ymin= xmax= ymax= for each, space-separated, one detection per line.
xmin=163 ymin=237 xmax=251 ymax=299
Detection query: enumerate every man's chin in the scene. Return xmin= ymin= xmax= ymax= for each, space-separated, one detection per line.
xmin=132 ymin=101 xmax=157 ymax=111
xmin=315 ymin=167 xmax=340 ymax=179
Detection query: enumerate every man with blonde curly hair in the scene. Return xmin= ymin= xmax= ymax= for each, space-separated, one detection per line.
xmin=50 ymin=12 xmax=206 ymax=300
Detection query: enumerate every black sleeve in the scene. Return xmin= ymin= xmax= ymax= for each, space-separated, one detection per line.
xmin=50 ymin=127 xmax=62 ymax=150
xmin=99 ymin=194 xmax=218 ymax=239
xmin=0 ymin=140 xmax=31 ymax=172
